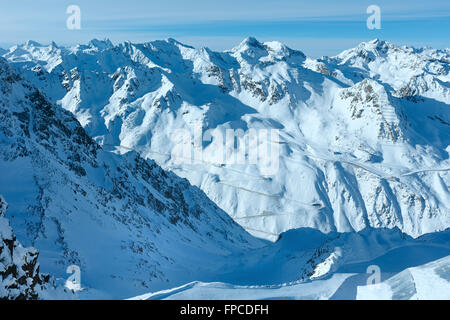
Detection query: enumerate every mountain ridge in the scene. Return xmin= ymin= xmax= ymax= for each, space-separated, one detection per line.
xmin=0 ymin=56 xmax=266 ymax=298
xmin=2 ymin=37 xmax=449 ymax=242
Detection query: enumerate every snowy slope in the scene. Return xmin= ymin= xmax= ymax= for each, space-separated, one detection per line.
xmin=130 ymin=229 xmax=450 ymax=300
xmin=0 ymin=57 xmax=264 ymax=299
xmin=357 ymin=254 xmax=450 ymax=300
xmin=4 ymin=38 xmax=449 ymax=241
xmin=131 ymin=255 xmax=450 ymax=300
xmin=129 ymin=275 xmax=352 ymax=300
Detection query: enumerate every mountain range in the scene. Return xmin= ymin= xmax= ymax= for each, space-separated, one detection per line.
xmin=0 ymin=37 xmax=449 ymax=299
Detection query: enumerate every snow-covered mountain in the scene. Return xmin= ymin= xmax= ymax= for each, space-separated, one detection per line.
xmin=1 ymin=38 xmax=449 ymax=300
xmin=321 ymin=39 xmax=450 ymax=104
xmin=130 ymin=229 xmax=450 ymax=300
xmin=0 ymin=57 xmax=264 ymax=299
xmin=4 ymin=37 xmax=449 ymax=241
xmin=357 ymin=254 xmax=450 ymax=300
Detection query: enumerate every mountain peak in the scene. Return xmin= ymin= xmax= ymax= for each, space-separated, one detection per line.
xmin=231 ymin=36 xmax=265 ymax=52
xmin=88 ymin=38 xmax=114 ymax=50
xmin=369 ymin=38 xmax=382 ymax=44
xmin=359 ymin=38 xmax=392 ymax=51
xmin=24 ymin=40 xmax=42 ymax=47
xmin=242 ymin=36 xmax=261 ymax=46
xmin=334 ymin=39 xmax=394 ymax=62
xmin=165 ymin=38 xmax=194 ymax=49
xmin=264 ymin=40 xmax=306 ymax=60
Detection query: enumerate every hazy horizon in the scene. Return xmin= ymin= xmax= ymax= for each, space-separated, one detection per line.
xmin=1 ymin=0 xmax=449 ymax=57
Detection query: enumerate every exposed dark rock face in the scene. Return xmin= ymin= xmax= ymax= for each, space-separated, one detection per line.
xmin=0 ymin=195 xmax=50 ymax=299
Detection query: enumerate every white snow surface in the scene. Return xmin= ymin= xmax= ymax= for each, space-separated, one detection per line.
xmin=357 ymin=255 xmax=450 ymax=300
xmin=131 ymin=249 xmax=450 ymax=300
xmin=4 ymin=37 xmax=449 ymax=241
xmin=130 ymin=226 xmax=450 ymax=300
xmin=0 ymin=57 xmax=263 ymax=299
xmin=1 ymin=38 xmax=450 ymax=300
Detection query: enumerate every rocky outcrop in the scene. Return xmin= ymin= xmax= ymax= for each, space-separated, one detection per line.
xmin=0 ymin=196 xmax=50 ymax=299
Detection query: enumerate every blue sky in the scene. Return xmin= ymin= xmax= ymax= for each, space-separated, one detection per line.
xmin=1 ymin=0 xmax=449 ymax=56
